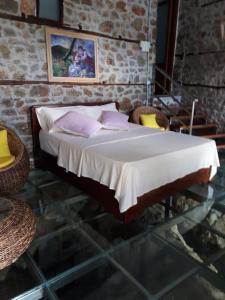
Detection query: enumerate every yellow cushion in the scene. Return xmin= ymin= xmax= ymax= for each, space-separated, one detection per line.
xmin=140 ymin=114 xmax=161 ymax=129
xmin=0 ymin=130 xmax=15 ymax=168
xmin=0 ymin=156 xmax=15 ymax=168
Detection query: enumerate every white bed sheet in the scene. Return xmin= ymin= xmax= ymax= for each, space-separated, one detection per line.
xmin=39 ymin=124 xmax=220 ymax=213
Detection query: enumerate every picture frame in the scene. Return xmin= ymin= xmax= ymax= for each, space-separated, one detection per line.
xmin=45 ymin=27 xmax=99 ymax=83
xmin=221 ymin=21 xmax=225 ymax=39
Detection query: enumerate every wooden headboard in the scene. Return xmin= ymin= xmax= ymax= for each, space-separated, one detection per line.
xmin=30 ymin=101 xmax=120 ymax=162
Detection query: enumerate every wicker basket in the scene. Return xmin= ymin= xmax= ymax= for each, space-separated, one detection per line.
xmin=130 ymin=106 xmax=170 ymax=130
xmin=0 ymin=197 xmax=36 ymax=269
xmin=0 ymin=124 xmax=30 ymax=195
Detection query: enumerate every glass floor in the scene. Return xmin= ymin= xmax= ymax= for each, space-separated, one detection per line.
xmin=2 ymin=150 xmax=225 ymax=299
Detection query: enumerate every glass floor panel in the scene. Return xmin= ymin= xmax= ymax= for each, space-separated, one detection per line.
xmin=28 ymin=169 xmax=59 ymax=187
xmin=186 ymin=183 xmax=225 ymax=205
xmin=111 ymin=233 xmax=198 ymax=295
xmin=82 ymin=213 xmax=147 ymax=249
xmin=62 ymin=194 xmax=105 ymax=223
xmin=12 ymin=286 xmax=53 ymax=300
xmin=39 ymin=181 xmax=83 ymax=206
xmin=160 ymin=268 xmax=225 ymax=300
xmin=155 ymin=216 xmax=225 ymax=265
xmin=0 ymin=256 xmax=40 ymax=300
xmin=32 ymin=197 xmax=74 ymax=239
xmin=29 ymin=227 xmax=100 ymax=279
xmin=13 ymin=182 xmax=44 ymax=212
xmin=52 ymin=258 xmax=149 ymax=300
xmin=212 ymin=253 xmax=225 ymax=280
xmin=2 ymin=152 xmax=225 ymax=300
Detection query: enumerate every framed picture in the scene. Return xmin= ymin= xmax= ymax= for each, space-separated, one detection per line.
xmin=221 ymin=21 xmax=225 ymax=39
xmin=45 ymin=27 xmax=98 ymax=83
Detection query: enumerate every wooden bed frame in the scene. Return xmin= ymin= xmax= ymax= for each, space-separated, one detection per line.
xmin=30 ymin=101 xmax=211 ymax=223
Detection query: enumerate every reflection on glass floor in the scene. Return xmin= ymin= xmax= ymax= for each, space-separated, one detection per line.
xmin=2 ymin=155 xmax=225 ymax=299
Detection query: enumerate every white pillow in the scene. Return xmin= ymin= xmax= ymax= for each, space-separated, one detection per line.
xmin=82 ymin=103 xmax=118 ymax=120
xmin=36 ymin=106 xmax=86 ymax=131
xmin=36 ymin=103 xmax=118 ymax=131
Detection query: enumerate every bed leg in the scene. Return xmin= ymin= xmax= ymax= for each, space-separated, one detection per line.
xmin=165 ymin=196 xmax=172 ymax=220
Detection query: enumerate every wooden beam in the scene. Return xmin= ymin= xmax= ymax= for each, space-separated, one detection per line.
xmin=201 ymin=0 xmax=225 ymax=7
xmin=176 ymin=48 xmax=225 ymax=58
xmin=0 ymin=12 xmax=140 ymax=44
xmin=0 ymin=80 xmax=147 ymax=86
xmin=177 ymin=81 xmax=225 ymax=89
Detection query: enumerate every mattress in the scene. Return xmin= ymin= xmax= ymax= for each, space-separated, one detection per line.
xmin=39 ymin=124 xmax=220 ymax=213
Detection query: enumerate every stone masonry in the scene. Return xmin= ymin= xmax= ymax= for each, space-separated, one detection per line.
xmin=173 ymin=0 xmax=225 ymax=131
xmin=0 ymin=0 xmax=158 ymax=161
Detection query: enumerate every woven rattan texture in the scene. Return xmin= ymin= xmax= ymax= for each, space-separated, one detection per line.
xmin=0 ymin=197 xmax=36 ymax=269
xmin=0 ymin=124 xmax=30 ymax=195
xmin=130 ymin=106 xmax=169 ymax=130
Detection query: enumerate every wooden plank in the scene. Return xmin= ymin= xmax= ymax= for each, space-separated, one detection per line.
xmin=201 ymin=0 xmax=225 ymax=7
xmin=180 ymin=124 xmax=217 ymax=130
xmin=217 ymin=144 xmax=225 ymax=149
xmin=0 ymin=80 xmax=146 ymax=86
xmin=165 ymin=105 xmax=192 ymax=111
xmin=177 ymin=81 xmax=225 ymax=90
xmin=202 ymin=134 xmax=225 ymax=139
xmin=175 ymin=48 xmax=225 ymax=58
xmin=170 ymin=114 xmax=206 ymax=121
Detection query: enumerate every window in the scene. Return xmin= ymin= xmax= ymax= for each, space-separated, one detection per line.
xmin=37 ymin=0 xmax=62 ymax=23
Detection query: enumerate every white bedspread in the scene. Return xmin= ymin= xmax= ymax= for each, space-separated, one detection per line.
xmin=39 ymin=124 xmax=220 ymax=213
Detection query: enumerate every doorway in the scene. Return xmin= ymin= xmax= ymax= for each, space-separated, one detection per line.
xmin=155 ymin=0 xmax=179 ymax=94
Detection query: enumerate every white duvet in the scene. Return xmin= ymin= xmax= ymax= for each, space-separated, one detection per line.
xmin=39 ymin=124 xmax=220 ymax=213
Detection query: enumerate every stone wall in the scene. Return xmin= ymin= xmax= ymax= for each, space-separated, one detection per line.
xmin=0 ymin=0 xmax=21 ymax=15
xmin=173 ymin=0 xmax=225 ymax=131
xmin=0 ymin=0 xmax=158 ymax=161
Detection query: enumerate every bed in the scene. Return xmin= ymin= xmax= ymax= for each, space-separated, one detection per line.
xmin=30 ymin=101 xmax=220 ymax=223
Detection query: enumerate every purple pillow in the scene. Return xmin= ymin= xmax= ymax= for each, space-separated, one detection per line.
xmin=54 ymin=111 xmax=102 ymax=137
xmin=101 ymin=110 xmax=129 ymax=130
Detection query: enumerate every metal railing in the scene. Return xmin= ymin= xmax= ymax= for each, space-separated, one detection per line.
xmin=153 ymin=65 xmax=198 ymax=134
xmin=189 ymin=99 xmax=198 ymax=135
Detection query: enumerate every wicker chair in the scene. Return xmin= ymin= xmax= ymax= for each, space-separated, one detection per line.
xmin=130 ymin=106 xmax=170 ymax=130
xmin=0 ymin=197 xmax=36 ymax=269
xmin=0 ymin=124 xmax=30 ymax=196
